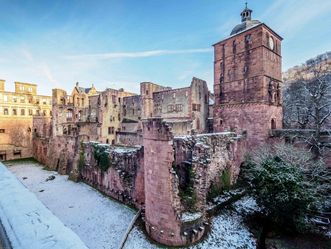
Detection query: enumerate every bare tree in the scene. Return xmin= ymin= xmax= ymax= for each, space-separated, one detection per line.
xmin=283 ymin=54 xmax=331 ymax=156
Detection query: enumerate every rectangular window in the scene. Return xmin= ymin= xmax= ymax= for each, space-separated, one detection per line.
xmin=20 ymin=97 xmax=25 ymax=103
xmin=192 ymin=104 xmax=201 ymax=111
xmin=108 ymin=127 xmax=115 ymax=134
xmin=175 ymin=104 xmax=183 ymax=112
xmin=29 ymin=109 xmax=33 ymax=115
xmin=12 ymin=109 xmax=17 ymax=115
xmin=21 ymin=109 xmax=25 ymax=116
xmin=167 ymin=105 xmax=174 ymax=113
xmin=3 ymin=95 xmax=8 ymax=102
xmin=3 ymin=108 xmax=8 ymax=115
xmin=0 ymin=129 xmax=5 ymax=133
xmin=13 ymin=97 xmax=17 ymax=103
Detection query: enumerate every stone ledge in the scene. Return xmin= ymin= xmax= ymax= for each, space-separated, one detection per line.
xmin=0 ymin=162 xmax=88 ymax=249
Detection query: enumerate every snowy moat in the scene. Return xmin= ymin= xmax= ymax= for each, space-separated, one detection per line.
xmin=5 ymin=161 xmax=256 ymax=249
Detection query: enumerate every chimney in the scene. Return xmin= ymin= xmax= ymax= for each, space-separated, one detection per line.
xmin=0 ymin=79 xmax=5 ymax=91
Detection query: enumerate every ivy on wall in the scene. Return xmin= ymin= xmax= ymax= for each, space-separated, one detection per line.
xmin=92 ymin=144 xmax=111 ymax=172
xmin=207 ymin=169 xmax=232 ymax=202
xmin=78 ymin=141 xmax=85 ymax=172
xmin=178 ymin=165 xmax=197 ymax=212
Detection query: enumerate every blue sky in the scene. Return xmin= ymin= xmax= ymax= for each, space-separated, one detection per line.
xmin=0 ymin=0 xmax=331 ymax=95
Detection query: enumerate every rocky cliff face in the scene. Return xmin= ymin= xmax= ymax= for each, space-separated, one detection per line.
xmin=283 ymin=51 xmax=331 ymax=83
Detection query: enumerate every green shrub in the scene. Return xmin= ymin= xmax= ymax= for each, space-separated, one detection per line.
xmin=207 ymin=169 xmax=232 ymax=202
xmin=178 ymin=166 xmax=197 ymax=211
xmin=92 ymin=144 xmax=110 ymax=172
xmin=242 ymin=153 xmax=317 ymax=232
xmin=220 ymin=169 xmax=231 ymax=191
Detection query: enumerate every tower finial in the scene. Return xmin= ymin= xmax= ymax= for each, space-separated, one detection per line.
xmin=241 ymin=1 xmax=252 ymax=22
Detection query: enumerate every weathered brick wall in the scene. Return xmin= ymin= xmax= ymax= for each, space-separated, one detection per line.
xmin=173 ymin=132 xmax=246 ymax=208
xmin=190 ymin=78 xmax=210 ymax=133
xmin=80 ymin=143 xmax=145 ymax=208
xmin=122 ymin=95 xmax=142 ymax=122
xmin=116 ymin=131 xmax=142 ymax=146
xmin=213 ymin=25 xmax=282 ymax=106
xmin=213 ymin=23 xmax=283 ymax=149
xmin=0 ymin=118 xmax=33 ymax=160
xmin=143 ymin=118 xmax=246 ymax=246
xmin=214 ymin=103 xmax=282 ymax=148
xmin=141 ymin=82 xmax=170 ymax=119
xmin=153 ymin=87 xmax=191 ymax=119
xmin=33 ymin=136 xmax=78 ymax=175
xmin=143 ymin=118 xmax=194 ymax=246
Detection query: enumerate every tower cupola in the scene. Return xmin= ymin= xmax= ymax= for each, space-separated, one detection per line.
xmin=241 ymin=2 xmax=252 ymax=22
xmin=230 ymin=2 xmax=261 ymax=35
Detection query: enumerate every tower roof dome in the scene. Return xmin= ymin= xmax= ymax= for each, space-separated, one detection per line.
xmin=230 ymin=2 xmax=261 ymax=36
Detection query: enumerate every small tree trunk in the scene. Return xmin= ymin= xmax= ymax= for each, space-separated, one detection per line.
xmin=258 ymin=221 xmax=269 ymax=249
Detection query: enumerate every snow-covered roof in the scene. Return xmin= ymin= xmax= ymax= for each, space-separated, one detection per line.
xmin=0 ymin=163 xmax=88 ymax=249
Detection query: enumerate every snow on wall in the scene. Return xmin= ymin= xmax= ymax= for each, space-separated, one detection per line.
xmin=81 ymin=142 xmax=145 ymax=208
xmin=0 ymin=162 xmax=88 ymax=249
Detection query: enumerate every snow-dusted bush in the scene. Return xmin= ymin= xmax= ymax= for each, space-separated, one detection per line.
xmin=241 ymin=143 xmax=330 ymax=232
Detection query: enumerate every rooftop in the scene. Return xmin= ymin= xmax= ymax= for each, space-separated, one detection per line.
xmin=230 ymin=3 xmax=261 ymax=36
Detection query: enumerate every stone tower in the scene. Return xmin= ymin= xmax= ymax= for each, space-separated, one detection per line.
xmin=213 ymin=4 xmax=283 ymax=147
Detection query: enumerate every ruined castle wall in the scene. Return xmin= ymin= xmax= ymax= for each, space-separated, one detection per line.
xmin=143 ymin=119 xmax=206 ymax=246
xmin=33 ymin=136 xmax=78 ymax=175
xmin=0 ymin=118 xmax=33 ymax=160
xmin=80 ymin=143 xmax=145 ymax=208
xmin=173 ymin=132 xmax=246 ymax=210
xmin=153 ymin=87 xmax=191 ymax=119
xmin=190 ymin=78 xmax=209 ymax=133
xmin=122 ymin=95 xmax=142 ymax=122
xmin=116 ymin=132 xmax=142 ymax=146
xmin=167 ymin=121 xmax=192 ymax=136
xmin=141 ymin=82 xmax=170 ymax=119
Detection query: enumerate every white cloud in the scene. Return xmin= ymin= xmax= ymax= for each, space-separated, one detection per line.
xmin=261 ymin=0 xmax=331 ymax=39
xmin=64 ymin=48 xmax=212 ymax=60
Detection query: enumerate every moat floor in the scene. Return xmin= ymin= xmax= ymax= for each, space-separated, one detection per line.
xmin=6 ymin=161 xmax=256 ymax=249
xmin=7 ymin=161 xmax=135 ymax=249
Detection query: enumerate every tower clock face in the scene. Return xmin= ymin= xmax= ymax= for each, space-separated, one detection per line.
xmin=269 ymin=37 xmax=274 ymax=50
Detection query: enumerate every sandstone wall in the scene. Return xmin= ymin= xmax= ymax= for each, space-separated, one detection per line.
xmin=116 ymin=131 xmax=142 ymax=146
xmin=33 ymin=136 xmax=78 ymax=175
xmin=143 ymin=118 xmax=196 ymax=246
xmin=142 ymin=119 xmax=247 ymax=246
xmin=214 ymin=103 xmax=282 ymax=148
xmin=80 ymin=143 xmax=145 ymax=208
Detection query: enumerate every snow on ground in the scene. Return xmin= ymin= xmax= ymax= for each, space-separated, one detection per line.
xmin=124 ymin=209 xmax=256 ymax=249
xmin=124 ymin=198 xmax=257 ymax=249
xmin=6 ymin=161 xmax=135 ymax=249
xmin=0 ymin=162 xmax=88 ymax=249
xmin=6 ymin=161 xmax=256 ymax=249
